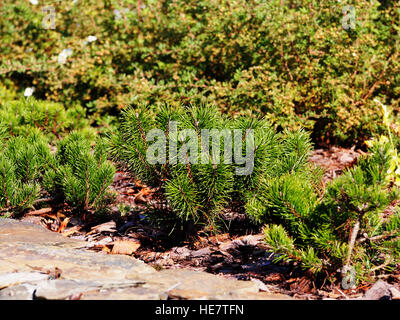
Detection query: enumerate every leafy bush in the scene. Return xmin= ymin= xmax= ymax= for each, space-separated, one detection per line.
xmin=0 ymin=84 xmax=16 ymax=101
xmin=1 ymin=0 xmax=399 ymax=144
xmin=110 ymin=104 xmax=314 ymax=232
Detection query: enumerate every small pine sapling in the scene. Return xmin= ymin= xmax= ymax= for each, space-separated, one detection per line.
xmin=110 ymin=104 xmax=315 ymax=235
xmin=43 ymin=131 xmax=116 ymax=215
xmin=263 ymin=138 xmax=400 ymax=286
xmin=110 ymin=105 xmax=235 ymax=232
xmin=243 ymin=128 xmax=320 ymax=226
xmin=0 ymin=132 xmax=50 ymax=215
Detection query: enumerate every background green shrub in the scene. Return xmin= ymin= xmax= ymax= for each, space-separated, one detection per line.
xmin=1 ymin=0 xmax=399 ymax=145
xmin=0 ymin=84 xmax=16 ymax=101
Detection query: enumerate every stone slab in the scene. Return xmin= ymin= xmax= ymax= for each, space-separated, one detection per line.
xmin=0 ymin=218 xmax=292 ymax=300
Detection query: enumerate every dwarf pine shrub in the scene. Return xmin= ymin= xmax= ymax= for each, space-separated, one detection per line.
xmin=0 ymin=128 xmax=115 ymax=216
xmin=0 ymin=132 xmax=49 ymax=215
xmin=262 ymin=139 xmax=400 ymax=285
xmin=110 ymin=105 xmax=314 ymax=232
xmin=43 ymin=132 xmax=116 ymax=214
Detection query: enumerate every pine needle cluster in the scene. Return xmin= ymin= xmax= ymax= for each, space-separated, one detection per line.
xmin=262 ymin=139 xmax=400 ymax=285
xmin=110 ymin=104 xmax=314 ymax=233
xmin=0 ymin=130 xmax=115 ymax=216
xmin=0 ymin=132 xmax=46 ymax=215
xmin=44 ymin=132 xmax=116 ymax=214
xmin=111 ymin=104 xmax=400 ymax=284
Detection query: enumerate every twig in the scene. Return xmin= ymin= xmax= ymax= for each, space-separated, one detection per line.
xmin=26 ymin=207 xmax=53 ymax=216
xmin=341 ymin=219 xmax=360 ymax=285
xmin=360 ymin=53 xmax=397 ymax=103
xmin=345 ymin=220 xmax=360 ymax=267
xmin=335 ymin=287 xmax=349 ymax=300
xmin=358 ymin=230 xmax=398 ymax=244
xmin=370 ymin=258 xmax=393 ymax=273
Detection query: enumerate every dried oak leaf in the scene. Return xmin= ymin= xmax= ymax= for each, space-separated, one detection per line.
xmin=111 ymin=240 xmax=141 ymax=255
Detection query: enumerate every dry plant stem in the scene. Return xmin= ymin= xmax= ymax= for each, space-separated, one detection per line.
xmin=358 ymin=231 xmax=398 ymax=244
xmin=370 ymin=259 xmax=393 ymax=273
xmin=343 ymin=219 xmax=360 ymax=272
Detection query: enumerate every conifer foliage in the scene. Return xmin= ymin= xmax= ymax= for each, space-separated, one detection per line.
xmin=0 ymin=129 xmax=115 ymax=216
xmin=262 ymin=139 xmax=400 ymax=285
xmin=111 ymin=104 xmax=400 ymax=284
xmin=110 ymin=105 xmax=314 ymax=232
xmin=44 ymin=132 xmax=116 ymax=214
xmin=0 ymin=132 xmax=47 ymax=214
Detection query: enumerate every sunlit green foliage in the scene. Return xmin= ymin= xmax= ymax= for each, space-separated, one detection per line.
xmin=110 ymin=104 xmax=313 ymax=232
xmin=1 ymin=0 xmax=399 ymax=144
xmin=0 ymin=98 xmax=89 ymax=138
xmin=262 ymin=139 xmax=400 ymax=285
xmin=0 ymin=129 xmax=115 ymax=216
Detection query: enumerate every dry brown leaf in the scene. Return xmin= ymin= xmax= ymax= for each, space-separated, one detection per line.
xmin=57 ymin=217 xmax=70 ymax=233
xmin=135 ymin=180 xmax=145 ymax=188
xmin=120 ymin=187 xmax=137 ymax=195
xmin=288 ymin=276 xmax=313 ymax=293
xmin=134 ymin=187 xmax=153 ymax=203
xmin=265 ymin=273 xmax=285 ymax=282
xmin=86 ymin=221 xmax=117 ymax=235
xmin=134 ymin=193 xmax=147 ymax=204
xmin=140 ymin=187 xmax=152 ymax=196
xmin=102 ymin=245 xmax=112 ymax=253
xmin=62 ymin=225 xmax=81 ymax=237
xmin=211 ymin=233 xmax=230 ymax=243
xmin=111 ymin=240 xmax=141 ymax=255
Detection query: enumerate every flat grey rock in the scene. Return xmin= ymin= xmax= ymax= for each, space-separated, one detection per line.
xmin=0 ymin=218 xmax=292 ymax=300
xmin=0 ymin=283 xmax=37 ymax=300
xmin=33 ymin=279 xmax=144 ymax=300
xmin=363 ymin=280 xmax=392 ymax=300
xmin=0 ymin=272 xmax=50 ymax=289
